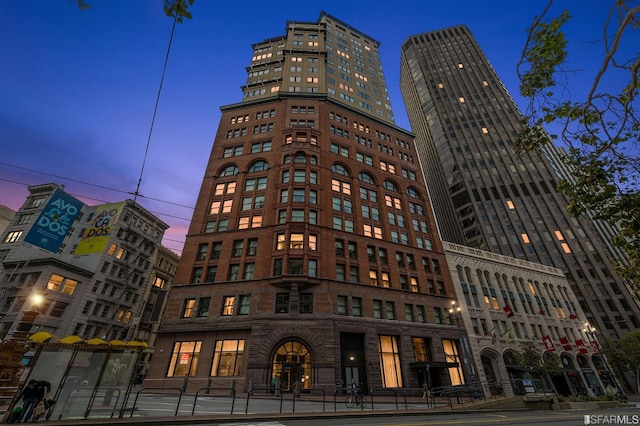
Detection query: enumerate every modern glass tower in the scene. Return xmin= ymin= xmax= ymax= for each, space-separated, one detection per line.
xmin=147 ymin=12 xmax=465 ymax=394
xmin=400 ymin=25 xmax=640 ymax=341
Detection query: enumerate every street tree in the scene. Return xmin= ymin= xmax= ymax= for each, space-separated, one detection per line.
xmin=516 ymin=1 xmax=639 ymax=289
xmin=602 ymin=330 xmax=640 ymax=394
xmin=514 ymin=339 xmax=561 ymax=394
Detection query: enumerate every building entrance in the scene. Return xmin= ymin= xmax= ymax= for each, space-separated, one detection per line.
xmin=271 ymin=340 xmax=311 ymax=392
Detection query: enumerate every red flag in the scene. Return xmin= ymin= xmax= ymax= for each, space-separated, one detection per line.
xmin=560 ymin=336 xmax=572 ymax=351
xmin=589 ymin=340 xmax=601 ymax=354
xmin=503 ymin=305 xmax=514 ymax=318
xmin=575 ymin=339 xmax=588 ymax=354
xmin=542 ymin=335 xmax=556 ymax=352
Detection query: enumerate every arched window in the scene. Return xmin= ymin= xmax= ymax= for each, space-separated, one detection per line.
xmin=406 ymin=187 xmax=420 ymax=198
xmin=220 ymin=165 xmax=238 ymax=176
xmin=249 ymin=160 xmax=269 ymax=172
xmin=383 ymin=180 xmax=398 ymax=192
xmin=295 ymin=153 xmax=306 ymax=163
xmin=359 ymin=172 xmax=375 ymax=184
xmin=331 ymin=164 xmax=350 ymax=176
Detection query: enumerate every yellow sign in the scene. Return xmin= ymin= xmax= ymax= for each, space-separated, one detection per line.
xmin=75 ymin=202 xmax=125 ymax=255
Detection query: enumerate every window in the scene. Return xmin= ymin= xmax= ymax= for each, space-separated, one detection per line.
xmin=352 ymin=297 xmax=362 ymax=316
xmin=276 ymin=293 xmax=289 ymax=313
xmin=245 ymin=177 xmax=268 ymax=191
xmin=214 ymin=181 xmax=237 ymax=195
xmin=373 ymin=300 xmax=382 ymax=318
xmin=197 ymin=243 xmax=208 ymax=260
xmin=300 ymin=293 xmax=313 ymax=313
xmin=228 ymin=265 xmax=240 ymax=280
xmin=385 ymin=301 xmax=395 ymax=319
xmin=443 ymin=339 xmax=464 ymax=385
xmin=238 ymin=295 xmax=251 ymax=315
xmin=211 ymin=242 xmax=222 ymax=259
xmin=167 ymin=341 xmax=201 ymax=377
xmin=222 ymin=296 xmax=235 ymax=316
xmin=337 ymin=295 xmax=347 ymax=315
xmin=4 ymin=231 xmax=23 ymax=243
xmin=232 ymin=240 xmax=244 ymax=256
xmin=197 ymin=297 xmax=211 ymax=317
xmin=220 ymin=165 xmax=238 ymax=176
xmin=50 ymin=301 xmax=68 ymax=318
xmin=47 ymin=274 xmax=79 ymax=295
xmin=243 ymin=263 xmax=255 ymax=279
xmin=248 ymin=160 xmax=269 ymax=172
xmin=247 ymin=239 xmax=258 ymax=256
xmin=182 ymin=299 xmax=196 ymax=318
xmin=206 ymin=267 xmax=217 ymax=282
xmin=288 ymin=258 xmax=303 ymax=274
xmin=378 ymin=336 xmax=402 ymax=387
xmin=211 ymin=339 xmax=244 ymax=376
xmin=405 ymin=304 xmax=414 ymax=321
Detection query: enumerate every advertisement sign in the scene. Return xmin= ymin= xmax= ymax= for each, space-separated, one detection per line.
xmin=75 ymin=202 xmax=125 ymax=255
xmin=24 ymin=189 xmax=83 ymax=252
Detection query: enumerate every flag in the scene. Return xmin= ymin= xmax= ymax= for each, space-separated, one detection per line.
xmin=560 ymin=336 xmax=572 ymax=351
xmin=589 ymin=340 xmax=601 ymax=354
xmin=575 ymin=339 xmax=588 ymax=354
xmin=503 ymin=305 xmax=514 ymax=318
xmin=542 ymin=335 xmax=555 ymax=352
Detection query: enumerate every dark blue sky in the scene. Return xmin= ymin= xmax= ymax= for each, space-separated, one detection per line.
xmin=0 ymin=1 xmax=624 ymax=253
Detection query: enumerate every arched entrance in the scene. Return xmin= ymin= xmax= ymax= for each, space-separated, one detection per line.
xmin=561 ymin=353 xmax=587 ymax=396
xmin=577 ymin=354 xmax=601 ymax=395
xmin=480 ymin=348 xmax=504 ymax=396
xmin=271 ymin=340 xmax=311 ymax=392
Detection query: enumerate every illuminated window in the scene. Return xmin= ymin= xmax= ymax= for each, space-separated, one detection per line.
xmin=4 ymin=231 xmax=23 ymax=243
xmin=47 ymin=274 xmax=78 ymax=295
xmin=222 ymin=296 xmax=235 ymax=316
xmin=561 ymin=242 xmax=572 ymax=253
xmin=482 ymin=127 xmax=489 ymax=134
xmin=443 ymin=339 xmax=464 ymax=385
xmin=554 ymin=230 xmax=565 ymax=241
xmin=378 ymin=336 xmax=402 ymax=387
xmin=167 ymin=341 xmax=201 ymax=377
xmin=290 ymin=234 xmax=304 ymax=249
xmin=211 ymin=339 xmax=244 ymax=377
xmin=459 ymin=97 xmax=465 ymax=103
xmin=437 ymin=83 xmax=444 ymax=89
xmin=182 ymin=299 xmax=196 ymax=318
xmin=369 ymin=270 xmax=378 ymax=286
xmin=506 ymin=200 xmax=515 ymax=210
xmin=521 ymin=233 xmax=530 ymax=243
xmin=458 ymin=63 xmax=464 ymax=68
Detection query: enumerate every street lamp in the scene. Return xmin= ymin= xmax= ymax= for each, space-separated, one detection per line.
xmin=0 ymin=288 xmax=46 ymax=422
xmin=583 ymin=322 xmax=624 ymax=397
xmin=448 ymin=301 xmax=474 ymax=389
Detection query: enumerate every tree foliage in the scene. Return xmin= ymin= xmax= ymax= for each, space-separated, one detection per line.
xmin=70 ymin=0 xmax=195 ymax=23
xmin=602 ymin=330 xmax=640 ymax=394
xmin=516 ymin=1 xmax=640 ymax=288
xmin=515 ymin=339 xmax=562 ymax=378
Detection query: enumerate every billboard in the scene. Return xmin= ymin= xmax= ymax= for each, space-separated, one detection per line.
xmin=24 ymin=189 xmax=84 ymax=253
xmin=75 ymin=202 xmax=125 ymax=255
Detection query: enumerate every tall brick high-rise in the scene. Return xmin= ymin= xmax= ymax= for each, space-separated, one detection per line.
xmin=147 ymin=12 xmax=467 ymax=393
xmin=400 ymin=25 xmax=640 ymax=342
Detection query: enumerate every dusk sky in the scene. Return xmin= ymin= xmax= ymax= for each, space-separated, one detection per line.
xmin=0 ymin=1 xmax=625 ymax=254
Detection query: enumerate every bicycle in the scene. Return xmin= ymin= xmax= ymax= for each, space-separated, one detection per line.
xmin=345 ymin=391 xmax=367 ymax=408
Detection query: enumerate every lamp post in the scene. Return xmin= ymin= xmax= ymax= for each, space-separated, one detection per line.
xmin=583 ymin=322 xmax=624 ymax=397
xmin=448 ymin=301 xmax=475 ymax=390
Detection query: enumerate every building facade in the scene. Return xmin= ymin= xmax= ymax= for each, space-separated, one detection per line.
xmin=147 ymin=12 xmax=468 ymax=394
xmin=399 ymin=25 xmax=640 ymax=342
xmin=444 ymin=242 xmax=617 ymax=397
xmin=0 ymin=183 xmax=178 ymax=355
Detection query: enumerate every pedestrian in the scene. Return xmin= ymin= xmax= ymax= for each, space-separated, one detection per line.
xmin=17 ymin=379 xmax=51 ymax=422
